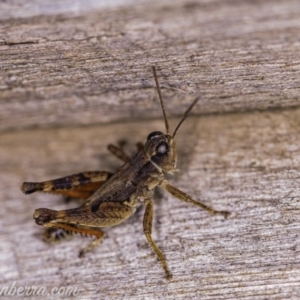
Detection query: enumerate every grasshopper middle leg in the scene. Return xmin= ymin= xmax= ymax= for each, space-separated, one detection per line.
xmin=107 ymin=144 xmax=131 ymax=162
xmin=108 ymin=142 xmax=144 ymax=163
xmin=143 ymin=199 xmax=172 ymax=280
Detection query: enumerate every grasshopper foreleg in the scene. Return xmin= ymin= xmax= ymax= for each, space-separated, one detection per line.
xmin=161 ymin=181 xmax=230 ymax=217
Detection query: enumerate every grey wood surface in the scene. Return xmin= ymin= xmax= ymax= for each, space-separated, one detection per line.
xmin=1 ymin=0 xmax=300 ymax=131
xmin=1 ymin=0 xmax=300 ymax=299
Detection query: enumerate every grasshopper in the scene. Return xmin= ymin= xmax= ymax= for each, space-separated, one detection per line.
xmin=21 ymin=67 xmax=229 ymax=279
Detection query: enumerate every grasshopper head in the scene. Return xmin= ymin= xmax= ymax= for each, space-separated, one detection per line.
xmin=147 ymin=67 xmax=199 ymax=173
xmin=144 ymin=131 xmax=177 ymax=173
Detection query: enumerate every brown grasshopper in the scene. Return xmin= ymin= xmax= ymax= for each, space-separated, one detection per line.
xmin=21 ymin=67 xmax=229 ymax=279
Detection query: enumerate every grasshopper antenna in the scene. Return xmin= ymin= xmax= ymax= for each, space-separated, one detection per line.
xmin=152 ymin=66 xmax=170 ymax=134
xmin=172 ymin=96 xmax=200 ymax=138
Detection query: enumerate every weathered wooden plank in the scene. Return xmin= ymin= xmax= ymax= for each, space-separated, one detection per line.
xmin=1 ymin=0 xmax=300 ymax=299
xmin=1 ymin=0 xmax=300 ymax=131
xmin=1 ymin=107 xmax=300 ymax=299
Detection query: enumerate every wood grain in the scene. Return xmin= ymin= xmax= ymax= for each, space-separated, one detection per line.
xmin=1 ymin=0 xmax=300 ymax=131
xmin=1 ymin=0 xmax=300 ymax=299
xmin=1 ymin=109 xmax=300 ymax=299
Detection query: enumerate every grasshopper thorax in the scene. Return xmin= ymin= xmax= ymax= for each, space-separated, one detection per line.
xmin=144 ymin=131 xmax=177 ymax=173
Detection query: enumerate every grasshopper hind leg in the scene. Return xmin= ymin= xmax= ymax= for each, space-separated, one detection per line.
xmin=44 ymin=224 xmax=105 ymax=258
xmin=21 ymin=171 xmax=112 ymax=200
xmin=23 ymin=171 xmax=111 ymax=246
xmin=33 ymin=207 xmax=105 ymax=257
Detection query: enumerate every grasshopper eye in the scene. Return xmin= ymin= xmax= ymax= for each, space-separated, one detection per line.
xmin=156 ymin=142 xmax=168 ymax=154
xmin=147 ymin=131 xmax=163 ymax=141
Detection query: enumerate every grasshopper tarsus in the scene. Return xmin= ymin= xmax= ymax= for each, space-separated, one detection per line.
xmin=79 ymin=234 xmax=105 ymax=258
xmin=216 ymin=210 xmax=230 ymax=218
xmin=166 ymin=271 xmax=173 ymax=280
xmin=24 ymin=67 xmax=229 ymax=279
